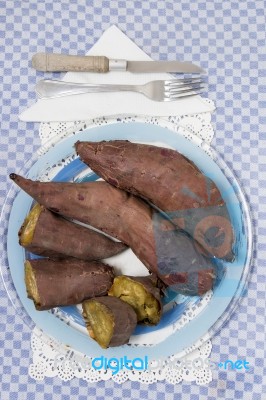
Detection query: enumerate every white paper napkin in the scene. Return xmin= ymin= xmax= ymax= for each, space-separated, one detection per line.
xmin=20 ymin=25 xmax=214 ymax=122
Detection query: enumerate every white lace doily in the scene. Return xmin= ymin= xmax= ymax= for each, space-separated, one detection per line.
xmin=38 ymin=98 xmax=214 ymax=154
xmin=30 ymin=102 xmax=215 ymax=384
xmin=29 ymin=327 xmax=212 ymax=385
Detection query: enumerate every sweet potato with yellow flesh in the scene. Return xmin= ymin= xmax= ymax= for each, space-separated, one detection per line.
xmin=75 ymin=140 xmax=234 ymax=261
xmin=25 ymin=258 xmax=114 ymax=310
xmin=82 ymin=296 xmax=137 ymax=348
xmin=108 ymin=275 xmax=162 ymax=325
xmin=10 ymin=174 xmax=217 ymax=296
xmin=19 ymin=203 xmax=126 ymax=260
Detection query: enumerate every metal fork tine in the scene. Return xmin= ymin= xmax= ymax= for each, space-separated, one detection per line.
xmin=165 ymin=78 xmax=205 ymax=85
xmin=167 ymin=87 xmax=205 ymax=100
xmin=168 ymin=83 xmax=206 ymax=94
xmin=167 ymin=85 xmax=206 ymax=95
xmin=167 ymin=80 xmax=205 ymax=88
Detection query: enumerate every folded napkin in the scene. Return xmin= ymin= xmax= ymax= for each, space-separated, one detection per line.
xmin=20 ymin=25 xmax=214 ymax=122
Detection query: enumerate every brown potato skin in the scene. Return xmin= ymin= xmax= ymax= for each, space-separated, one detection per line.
xmin=75 ymin=140 xmax=234 ymax=261
xmin=10 ymin=174 xmax=156 ymax=273
xmin=75 ymin=140 xmax=223 ymax=210
xmin=83 ymin=296 xmax=137 ymax=347
xmin=19 ymin=205 xmax=126 ymax=260
xmin=25 ymin=258 xmax=115 ymax=310
xmin=10 ymin=174 xmax=217 ymax=296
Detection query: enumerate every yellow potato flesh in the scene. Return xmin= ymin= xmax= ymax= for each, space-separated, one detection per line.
xmin=20 ymin=203 xmax=42 ymax=246
xmin=24 ymin=260 xmax=40 ymax=307
xmin=108 ymin=276 xmax=161 ymax=325
xmin=82 ymin=300 xmax=114 ymax=349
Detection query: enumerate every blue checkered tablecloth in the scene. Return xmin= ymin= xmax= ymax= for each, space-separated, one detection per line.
xmin=0 ymin=1 xmax=265 ymax=399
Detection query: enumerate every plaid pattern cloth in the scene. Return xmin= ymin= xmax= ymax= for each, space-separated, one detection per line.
xmin=0 ymin=1 xmax=265 ymax=399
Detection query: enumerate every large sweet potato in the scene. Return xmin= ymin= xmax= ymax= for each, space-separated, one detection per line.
xmin=19 ymin=203 xmax=126 ymax=260
xmin=75 ymin=140 xmax=234 ymax=261
xmin=25 ymin=258 xmax=114 ymax=310
xmin=10 ymin=173 xmax=217 ymax=296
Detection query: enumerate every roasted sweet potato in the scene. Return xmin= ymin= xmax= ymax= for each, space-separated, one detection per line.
xmin=82 ymin=296 xmax=137 ymax=348
xmin=108 ymin=275 xmax=162 ymax=325
xmin=25 ymin=258 xmax=115 ymax=310
xmin=10 ymin=173 xmax=217 ymax=296
xmin=19 ymin=203 xmax=126 ymax=260
xmin=75 ymin=140 xmax=234 ymax=261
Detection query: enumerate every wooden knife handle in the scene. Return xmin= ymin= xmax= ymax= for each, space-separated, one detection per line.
xmin=32 ymin=53 xmax=109 ymax=73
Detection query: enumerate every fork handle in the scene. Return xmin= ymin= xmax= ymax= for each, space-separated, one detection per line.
xmin=32 ymin=53 xmax=110 ymax=73
xmin=35 ymin=79 xmax=138 ymax=99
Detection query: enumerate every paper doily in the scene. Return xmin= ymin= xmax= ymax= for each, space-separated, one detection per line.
xmin=29 ymin=327 xmax=212 ymax=385
xmin=38 ymin=98 xmax=214 ymax=153
xmin=30 ymin=102 xmax=215 ymax=384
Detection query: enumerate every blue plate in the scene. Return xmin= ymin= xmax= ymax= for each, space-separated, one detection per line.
xmin=4 ymin=122 xmax=253 ymax=359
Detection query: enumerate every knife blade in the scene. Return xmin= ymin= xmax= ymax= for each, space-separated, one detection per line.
xmin=32 ymin=53 xmax=205 ymax=74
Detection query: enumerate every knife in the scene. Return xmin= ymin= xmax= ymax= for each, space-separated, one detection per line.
xmin=32 ymin=53 xmax=205 ymax=74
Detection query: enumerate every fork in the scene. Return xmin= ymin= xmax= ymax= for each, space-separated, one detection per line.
xmin=35 ymin=78 xmax=206 ymax=102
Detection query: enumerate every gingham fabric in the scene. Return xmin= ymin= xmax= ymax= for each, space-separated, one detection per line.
xmin=0 ymin=1 xmax=265 ymax=399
